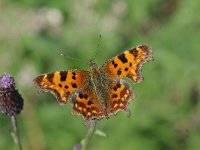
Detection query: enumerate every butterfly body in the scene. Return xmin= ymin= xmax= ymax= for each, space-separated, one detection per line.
xmin=34 ymin=45 xmax=153 ymax=123
xmin=81 ymin=59 xmax=112 ymax=118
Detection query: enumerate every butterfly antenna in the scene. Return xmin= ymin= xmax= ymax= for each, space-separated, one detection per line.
xmin=60 ymin=51 xmax=82 ymax=62
xmin=92 ymin=34 xmax=102 ymax=60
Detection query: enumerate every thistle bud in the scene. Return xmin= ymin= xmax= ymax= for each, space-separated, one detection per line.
xmin=0 ymin=73 xmax=24 ymax=116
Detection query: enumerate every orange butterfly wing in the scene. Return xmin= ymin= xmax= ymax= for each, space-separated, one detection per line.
xmin=107 ymin=79 xmax=134 ymax=117
xmin=101 ymin=45 xmax=153 ymax=83
xmin=71 ymin=88 xmax=104 ymax=124
xmin=33 ymin=70 xmax=89 ymax=105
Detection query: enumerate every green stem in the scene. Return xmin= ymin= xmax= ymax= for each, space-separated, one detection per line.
xmin=81 ymin=120 xmax=98 ymax=150
xmin=11 ymin=115 xmax=22 ymax=150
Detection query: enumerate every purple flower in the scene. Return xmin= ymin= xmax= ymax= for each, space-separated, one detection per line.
xmin=0 ymin=73 xmax=24 ymax=116
xmin=0 ymin=73 xmax=16 ymax=88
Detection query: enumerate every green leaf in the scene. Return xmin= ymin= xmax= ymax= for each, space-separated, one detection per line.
xmin=95 ymin=129 xmax=107 ymax=137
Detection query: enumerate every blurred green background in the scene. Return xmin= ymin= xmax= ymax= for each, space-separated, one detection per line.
xmin=0 ymin=0 xmax=200 ymax=149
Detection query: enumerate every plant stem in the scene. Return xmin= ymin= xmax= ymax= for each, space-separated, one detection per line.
xmin=81 ymin=120 xmax=98 ymax=150
xmin=11 ymin=115 xmax=22 ymax=150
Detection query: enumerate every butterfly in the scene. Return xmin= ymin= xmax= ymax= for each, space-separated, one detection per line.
xmin=33 ymin=45 xmax=153 ymax=124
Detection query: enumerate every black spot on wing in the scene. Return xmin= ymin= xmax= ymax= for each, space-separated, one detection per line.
xmin=112 ymin=94 xmax=118 ymax=98
xmin=72 ymin=83 xmax=77 ymax=88
xmin=112 ymin=60 xmax=118 ymax=68
xmin=72 ymin=72 xmax=76 ymax=80
xmin=84 ymin=94 xmax=88 ymax=99
xmin=130 ymin=48 xmax=138 ymax=59
xmin=87 ymin=100 xmax=93 ymax=105
xmin=60 ymin=71 xmax=67 ymax=82
xmin=79 ymin=93 xmax=84 ymax=99
xmin=116 ymin=83 xmax=121 ymax=88
xmin=113 ymin=82 xmax=121 ymax=91
xmin=117 ymin=70 xmax=122 ymax=75
xmin=118 ymin=53 xmax=128 ymax=63
xmin=47 ymin=73 xmax=54 ymax=83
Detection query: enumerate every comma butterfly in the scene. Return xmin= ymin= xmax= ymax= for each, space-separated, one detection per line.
xmin=33 ymin=45 xmax=153 ymax=124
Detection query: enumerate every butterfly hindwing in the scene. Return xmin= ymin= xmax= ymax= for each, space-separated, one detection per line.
xmin=33 ymin=70 xmax=89 ymax=104
xmin=102 ymin=45 xmax=153 ymax=84
xmin=71 ymin=88 xmax=104 ymax=123
xmin=107 ymin=79 xmax=134 ymax=117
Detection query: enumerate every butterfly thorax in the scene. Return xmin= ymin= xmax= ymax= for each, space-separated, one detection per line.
xmin=88 ymin=60 xmax=110 ymax=115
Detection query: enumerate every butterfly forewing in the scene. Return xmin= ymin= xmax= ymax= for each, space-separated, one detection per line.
xmin=33 ymin=70 xmax=89 ymax=104
xmin=101 ymin=45 xmax=153 ymax=84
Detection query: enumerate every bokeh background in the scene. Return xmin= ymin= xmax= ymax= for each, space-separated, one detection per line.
xmin=0 ymin=0 xmax=200 ymax=149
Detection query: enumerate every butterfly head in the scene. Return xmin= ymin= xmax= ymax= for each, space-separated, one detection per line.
xmin=89 ymin=59 xmax=99 ymax=74
xmin=89 ymin=59 xmax=99 ymax=68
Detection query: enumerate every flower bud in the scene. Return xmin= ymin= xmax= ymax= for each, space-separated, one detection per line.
xmin=0 ymin=73 xmax=24 ymax=116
